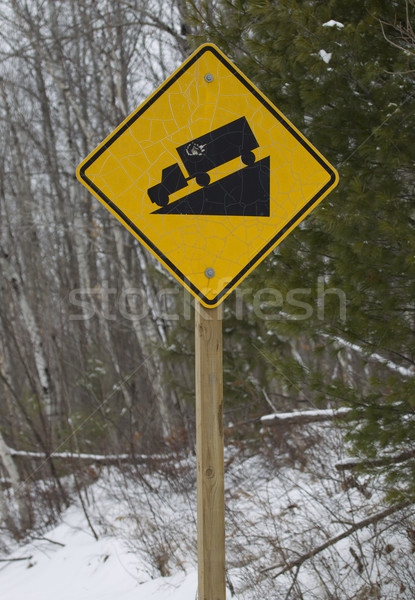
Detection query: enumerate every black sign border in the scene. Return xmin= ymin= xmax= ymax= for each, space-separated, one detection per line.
xmin=78 ymin=44 xmax=337 ymax=307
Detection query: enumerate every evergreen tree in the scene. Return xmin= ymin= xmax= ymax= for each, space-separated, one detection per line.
xmin=184 ymin=0 xmax=415 ymax=500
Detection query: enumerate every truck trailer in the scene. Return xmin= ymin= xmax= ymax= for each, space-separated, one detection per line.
xmin=147 ymin=116 xmax=259 ymax=207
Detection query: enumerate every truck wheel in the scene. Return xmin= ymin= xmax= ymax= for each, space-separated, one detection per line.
xmin=196 ymin=173 xmax=210 ymax=187
xmin=242 ymin=151 xmax=255 ymax=166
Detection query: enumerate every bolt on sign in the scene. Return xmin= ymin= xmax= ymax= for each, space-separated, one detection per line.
xmin=77 ymin=44 xmax=338 ymax=307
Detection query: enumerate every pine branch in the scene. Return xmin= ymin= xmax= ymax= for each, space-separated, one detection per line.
xmin=260 ymin=500 xmax=413 ymax=578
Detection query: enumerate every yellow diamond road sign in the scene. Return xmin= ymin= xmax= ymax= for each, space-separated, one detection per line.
xmin=77 ymin=44 xmax=338 ymax=307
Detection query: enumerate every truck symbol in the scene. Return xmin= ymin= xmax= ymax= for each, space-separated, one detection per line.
xmin=147 ymin=117 xmax=259 ymax=207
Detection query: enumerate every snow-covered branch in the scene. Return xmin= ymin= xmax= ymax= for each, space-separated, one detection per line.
xmin=260 ymin=407 xmax=352 ymax=425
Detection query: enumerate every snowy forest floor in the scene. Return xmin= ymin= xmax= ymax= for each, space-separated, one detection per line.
xmin=0 ymin=422 xmax=414 ymax=600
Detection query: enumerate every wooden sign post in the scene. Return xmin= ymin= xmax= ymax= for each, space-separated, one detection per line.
xmin=195 ymin=302 xmax=226 ymax=600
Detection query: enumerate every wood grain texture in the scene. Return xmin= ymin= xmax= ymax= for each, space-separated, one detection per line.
xmin=195 ymin=302 xmax=225 ymax=600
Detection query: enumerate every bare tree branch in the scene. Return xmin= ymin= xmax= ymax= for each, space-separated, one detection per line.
xmin=260 ymin=500 xmax=413 ymax=577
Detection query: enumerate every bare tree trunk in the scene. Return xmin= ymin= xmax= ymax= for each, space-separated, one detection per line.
xmin=113 ymin=227 xmax=175 ymax=437
xmin=0 ymin=249 xmax=56 ymax=446
xmin=0 ymin=0 xmax=193 ymax=475
xmin=0 ymin=482 xmax=8 ymax=526
xmin=0 ymin=430 xmax=27 ymax=529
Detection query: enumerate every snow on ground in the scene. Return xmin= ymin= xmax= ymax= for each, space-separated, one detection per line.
xmin=0 ymin=503 xmax=199 ymax=600
xmin=1 ymin=423 xmax=414 ymax=599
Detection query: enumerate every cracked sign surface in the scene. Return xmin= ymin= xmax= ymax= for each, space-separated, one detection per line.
xmin=76 ymin=44 xmax=338 ymax=307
